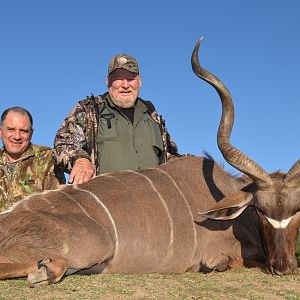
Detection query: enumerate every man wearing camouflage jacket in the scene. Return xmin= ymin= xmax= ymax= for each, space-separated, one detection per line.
xmin=0 ymin=107 xmax=65 ymax=211
xmin=54 ymin=53 xmax=178 ymax=184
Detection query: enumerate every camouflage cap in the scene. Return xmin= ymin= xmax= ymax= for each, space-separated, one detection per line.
xmin=108 ymin=54 xmax=139 ymax=75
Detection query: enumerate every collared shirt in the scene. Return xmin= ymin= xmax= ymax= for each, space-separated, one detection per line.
xmin=0 ymin=144 xmax=65 ymax=211
xmin=96 ymin=96 xmax=163 ymax=173
xmin=54 ymin=93 xmax=178 ymax=175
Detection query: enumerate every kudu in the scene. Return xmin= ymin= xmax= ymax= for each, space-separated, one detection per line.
xmin=0 ymin=38 xmax=299 ymax=287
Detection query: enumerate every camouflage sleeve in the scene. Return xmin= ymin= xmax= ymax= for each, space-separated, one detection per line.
xmin=0 ymin=168 xmax=8 ymax=211
xmin=166 ymin=131 xmax=178 ymax=155
xmin=44 ymin=163 xmax=66 ymax=189
xmin=37 ymin=148 xmax=66 ymax=189
xmin=53 ymin=102 xmax=91 ymax=173
xmin=150 ymin=111 xmax=179 ymax=157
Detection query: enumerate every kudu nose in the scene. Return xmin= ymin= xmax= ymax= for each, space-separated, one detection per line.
xmin=270 ymin=258 xmax=298 ymax=275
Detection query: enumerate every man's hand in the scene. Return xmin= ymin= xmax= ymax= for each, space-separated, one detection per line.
xmin=69 ymin=158 xmax=95 ymax=184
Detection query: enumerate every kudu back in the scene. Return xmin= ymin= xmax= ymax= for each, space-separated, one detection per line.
xmin=0 ymin=38 xmax=299 ymax=286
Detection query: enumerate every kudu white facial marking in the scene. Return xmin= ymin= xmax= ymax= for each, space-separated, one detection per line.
xmin=265 ymin=215 xmax=294 ymax=229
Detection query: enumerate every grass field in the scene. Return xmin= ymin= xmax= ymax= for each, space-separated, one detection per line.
xmin=0 ymin=235 xmax=299 ymax=299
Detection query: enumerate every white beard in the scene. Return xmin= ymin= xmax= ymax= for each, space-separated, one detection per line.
xmin=110 ymin=97 xmax=136 ymax=108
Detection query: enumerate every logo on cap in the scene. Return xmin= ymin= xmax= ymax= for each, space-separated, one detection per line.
xmin=117 ymin=56 xmax=128 ymax=65
xmin=108 ymin=53 xmax=139 ymax=75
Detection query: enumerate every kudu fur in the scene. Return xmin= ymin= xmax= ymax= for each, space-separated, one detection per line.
xmin=0 ymin=38 xmax=299 ymax=286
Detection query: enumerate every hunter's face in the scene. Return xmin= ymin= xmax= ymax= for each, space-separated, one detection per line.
xmin=0 ymin=111 xmax=33 ymax=162
xmin=107 ymin=69 xmax=141 ymax=108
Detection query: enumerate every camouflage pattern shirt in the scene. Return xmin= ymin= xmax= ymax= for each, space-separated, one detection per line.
xmin=0 ymin=144 xmax=65 ymax=211
xmin=54 ymin=93 xmax=178 ymax=174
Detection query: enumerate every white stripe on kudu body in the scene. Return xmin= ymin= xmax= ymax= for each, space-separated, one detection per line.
xmin=265 ymin=216 xmax=293 ymax=229
xmin=59 ymin=190 xmax=110 ymax=237
xmin=156 ymin=168 xmax=198 ymax=256
xmin=1 ymin=185 xmax=68 ymax=215
xmin=128 ymin=170 xmax=174 ymax=256
xmin=73 ymin=185 xmax=119 ymax=254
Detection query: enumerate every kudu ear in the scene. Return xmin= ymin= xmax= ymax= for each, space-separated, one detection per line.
xmin=198 ymin=191 xmax=254 ymax=220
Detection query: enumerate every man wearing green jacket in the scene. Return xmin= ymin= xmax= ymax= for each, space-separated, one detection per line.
xmin=0 ymin=107 xmax=65 ymax=211
xmin=54 ymin=53 xmax=178 ymax=184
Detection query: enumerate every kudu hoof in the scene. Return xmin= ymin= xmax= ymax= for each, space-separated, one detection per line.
xmin=27 ymin=259 xmax=52 ymax=287
xmin=205 ymin=254 xmax=230 ymax=271
xmin=27 ymin=266 xmax=49 ymax=287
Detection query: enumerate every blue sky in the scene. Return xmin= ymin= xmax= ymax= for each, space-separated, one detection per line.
xmin=0 ymin=1 xmax=299 ymax=174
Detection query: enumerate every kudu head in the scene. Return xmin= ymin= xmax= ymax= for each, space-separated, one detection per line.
xmin=193 ymin=37 xmax=300 ymax=275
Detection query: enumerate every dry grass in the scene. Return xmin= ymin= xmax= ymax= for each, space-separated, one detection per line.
xmin=0 ymin=236 xmax=299 ymax=299
xmin=0 ymin=268 xmax=299 ymax=300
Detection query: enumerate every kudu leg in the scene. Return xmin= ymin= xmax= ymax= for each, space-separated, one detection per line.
xmin=0 ymin=258 xmax=68 ymax=287
xmin=205 ymin=254 xmax=246 ymax=271
xmin=0 ymin=262 xmax=38 ymax=279
xmin=204 ymin=254 xmax=265 ymax=271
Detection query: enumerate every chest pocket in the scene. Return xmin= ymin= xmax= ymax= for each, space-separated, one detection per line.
xmin=98 ymin=112 xmax=118 ymax=140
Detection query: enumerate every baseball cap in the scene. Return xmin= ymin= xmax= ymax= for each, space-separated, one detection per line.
xmin=108 ymin=54 xmax=139 ymax=75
